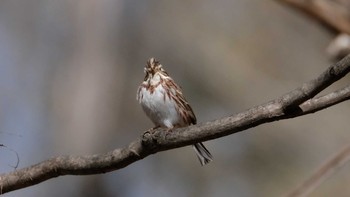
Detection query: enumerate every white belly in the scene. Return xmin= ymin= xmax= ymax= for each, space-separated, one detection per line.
xmin=138 ymin=85 xmax=182 ymax=128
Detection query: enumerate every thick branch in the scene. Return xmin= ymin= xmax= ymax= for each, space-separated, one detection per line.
xmin=1 ymin=55 xmax=350 ymax=194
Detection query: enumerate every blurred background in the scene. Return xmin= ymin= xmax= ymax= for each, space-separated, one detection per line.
xmin=0 ymin=0 xmax=350 ymax=196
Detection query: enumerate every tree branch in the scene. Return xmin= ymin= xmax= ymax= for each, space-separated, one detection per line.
xmin=277 ymin=0 xmax=350 ymax=34
xmin=1 ymin=55 xmax=350 ymax=194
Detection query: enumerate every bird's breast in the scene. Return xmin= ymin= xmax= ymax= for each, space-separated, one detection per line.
xmin=138 ymin=84 xmax=182 ymax=127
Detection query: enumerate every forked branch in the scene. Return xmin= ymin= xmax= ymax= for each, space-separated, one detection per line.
xmin=1 ymin=55 xmax=350 ymax=194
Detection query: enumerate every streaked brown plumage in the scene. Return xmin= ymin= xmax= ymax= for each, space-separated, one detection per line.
xmin=137 ymin=58 xmax=212 ymax=165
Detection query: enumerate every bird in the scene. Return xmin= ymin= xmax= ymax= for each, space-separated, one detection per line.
xmin=137 ymin=57 xmax=213 ymax=165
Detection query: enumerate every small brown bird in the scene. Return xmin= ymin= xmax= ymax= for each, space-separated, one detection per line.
xmin=137 ymin=58 xmax=212 ymax=165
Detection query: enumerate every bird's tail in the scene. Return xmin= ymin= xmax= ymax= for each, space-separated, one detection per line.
xmin=193 ymin=143 xmax=213 ymax=166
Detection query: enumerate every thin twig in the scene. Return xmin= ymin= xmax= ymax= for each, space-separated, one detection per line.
xmin=0 ymin=144 xmax=19 ymax=170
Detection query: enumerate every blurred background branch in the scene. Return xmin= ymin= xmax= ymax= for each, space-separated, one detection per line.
xmin=278 ymin=0 xmax=350 ymax=60
xmin=286 ymin=145 xmax=350 ymax=197
xmin=278 ymin=0 xmax=350 ymax=34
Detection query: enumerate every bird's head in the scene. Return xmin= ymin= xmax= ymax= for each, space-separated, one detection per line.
xmin=144 ymin=57 xmax=168 ymax=82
